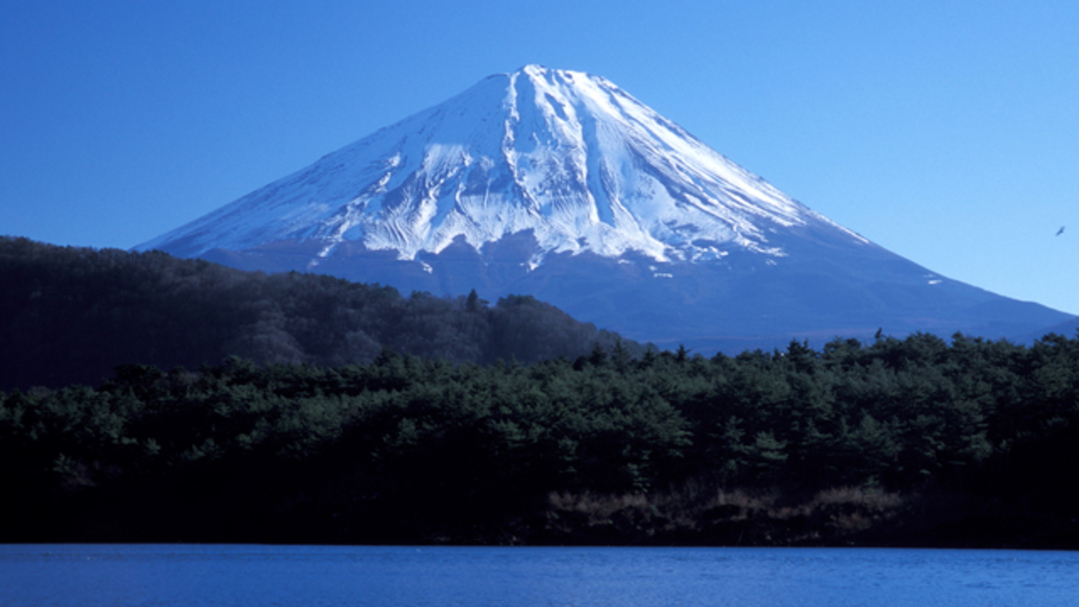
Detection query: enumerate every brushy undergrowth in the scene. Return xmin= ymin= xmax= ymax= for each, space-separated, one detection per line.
xmin=546 ymin=483 xmax=907 ymax=545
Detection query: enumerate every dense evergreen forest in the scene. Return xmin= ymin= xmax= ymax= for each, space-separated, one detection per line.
xmin=0 ymin=236 xmax=637 ymax=390
xmin=3 ymin=332 xmax=1077 ymax=547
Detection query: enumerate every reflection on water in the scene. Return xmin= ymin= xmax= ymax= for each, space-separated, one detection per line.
xmin=1 ymin=544 xmax=1077 ymax=607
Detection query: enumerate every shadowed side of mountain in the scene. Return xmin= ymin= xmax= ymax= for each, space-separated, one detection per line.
xmin=197 ymin=225 xmax=1070 ymax=354
xmin=1008 ymin=315 xmax=1079 ymax=345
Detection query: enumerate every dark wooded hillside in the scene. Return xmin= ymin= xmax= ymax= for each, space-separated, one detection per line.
xmin=0 ymin=236 xmax=638 ymax=390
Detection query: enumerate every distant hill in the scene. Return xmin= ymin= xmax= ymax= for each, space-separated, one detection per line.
xmin=0 ymin=236 xmax=638 ymax=390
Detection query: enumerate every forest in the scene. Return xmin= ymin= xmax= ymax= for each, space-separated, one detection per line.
xmin=3 ymin=331 xmax=1077 ymax=547
xmin=0 ymin=236 xmax=637 ymax=390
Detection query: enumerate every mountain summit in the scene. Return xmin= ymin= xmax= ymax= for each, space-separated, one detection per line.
xmin=138 ymin=65 xmax=858 ymax=265
xmin=137 ymin=66 xmax=1071 ymax=351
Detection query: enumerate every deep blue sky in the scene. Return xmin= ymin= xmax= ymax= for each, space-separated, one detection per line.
xmin=2 ymin=0 xmax=1077 ymax=315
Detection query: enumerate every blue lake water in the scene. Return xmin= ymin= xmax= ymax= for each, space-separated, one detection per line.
xmin=1 ymin=544 xmax=1077 ymax=607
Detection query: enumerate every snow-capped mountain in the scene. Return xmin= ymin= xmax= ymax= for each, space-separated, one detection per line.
xmin=137 ymin=65 xmax=1071 ymax=351
xmin=139 ymin=65 xmax=861 ymax=265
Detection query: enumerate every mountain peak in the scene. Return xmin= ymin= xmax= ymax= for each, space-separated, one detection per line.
xmin=134 ymin=67 xmax=1070 ymax=352
xmin=512 ymin=63 xmax=569 ymax=77
xmin=137 ymin=66 xmax=862 ymax=265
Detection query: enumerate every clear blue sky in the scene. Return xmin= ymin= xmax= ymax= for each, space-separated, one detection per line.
xmin=3 ymin=0 xmax=1077 ymax=316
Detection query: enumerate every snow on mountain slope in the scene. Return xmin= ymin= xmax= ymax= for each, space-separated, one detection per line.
xmin=136 ymin=65 xmax=1072 ymax=352
xmin=136 ymin=65 xmax=865 ymax=268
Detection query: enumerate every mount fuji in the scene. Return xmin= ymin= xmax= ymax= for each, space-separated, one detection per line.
xmin=136 ymin=65 xmax=1071 ymax=352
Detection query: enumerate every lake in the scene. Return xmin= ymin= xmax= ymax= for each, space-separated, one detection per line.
xmin=2 ymin=544 xmax=1076 ymax=606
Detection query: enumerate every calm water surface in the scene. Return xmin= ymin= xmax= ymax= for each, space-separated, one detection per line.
xmin=2 ymin=544 xmax=1077 ymax=607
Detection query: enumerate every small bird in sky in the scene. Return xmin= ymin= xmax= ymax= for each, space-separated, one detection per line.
xmin=1057 ymin=226 xmax=1065 ymax=236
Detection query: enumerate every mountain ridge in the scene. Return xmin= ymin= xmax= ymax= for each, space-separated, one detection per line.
xmin=136 ymin=66 xmax=1072 ymax=351
xmin=136 ymin=65 xmax=863 ymax=266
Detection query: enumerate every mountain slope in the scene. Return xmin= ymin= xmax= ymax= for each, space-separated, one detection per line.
xmin=136 ymin=66 xmax=1071 ymax=351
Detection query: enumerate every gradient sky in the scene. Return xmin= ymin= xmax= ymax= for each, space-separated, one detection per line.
xmin=2 ymin=0 xmax=1077 ymax=316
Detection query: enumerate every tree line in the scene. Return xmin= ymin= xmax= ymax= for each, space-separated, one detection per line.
xmin=2 ymin=331 xmax=1077 ymax=546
